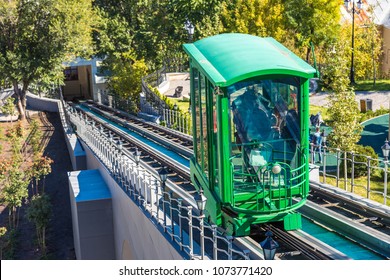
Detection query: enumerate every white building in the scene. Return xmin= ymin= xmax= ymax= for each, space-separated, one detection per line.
xmin=62 ymin=57 xmax=109 ymax=102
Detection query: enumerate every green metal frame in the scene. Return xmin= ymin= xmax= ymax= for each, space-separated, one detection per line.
xmin=185 ymin=34 xmax=316 ymax=236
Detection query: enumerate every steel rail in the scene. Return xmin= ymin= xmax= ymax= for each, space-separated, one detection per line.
xmin=73 ymin=102 xmax=390 ymax=259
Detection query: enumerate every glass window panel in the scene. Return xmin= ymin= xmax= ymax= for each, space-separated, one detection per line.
xmin=200 ymin=74 xmax=208 ymax=176
xmin=229 ymin=78 xmax=300 ymax=167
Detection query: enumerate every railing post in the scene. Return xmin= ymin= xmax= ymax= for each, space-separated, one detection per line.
xmin=212 ymin=224 xmax=218 ymax=260
xmin=178 ymin=198 xmax=183 ymax=251
xmin=322 ymin=146 xmax=327 ymax=184
xmin=384 ymin=161 xmax=388 ymax=205
xmin=227 ymin=236 xmax=234 ymax=260
xmin=200 ymin=214 xmax=205 ymax=260
xmin=336 ymin=148 xmax=341 ymax=189
xmin=351 ymin=152 xmax=355 ymax=193
xmin=367 ymin=156 xmax=371 ymax=199
xmin=169 ymin=190 xmax=174 ymax=241
xmin=188 ymin=206 xmax=193 ymax=258
xmin=310 ymin=143 xmax=314 ymax=164
xmin=161 ymin=182 xmax=166 ymax=232
xmin=344 ymin=151 xmax=348 ymax=191
xmin=155 ymin=179 xmax=159 ymax=221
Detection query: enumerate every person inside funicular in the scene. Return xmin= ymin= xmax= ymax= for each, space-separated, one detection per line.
xmin=231 ymin=83 xmax=273 ymax=145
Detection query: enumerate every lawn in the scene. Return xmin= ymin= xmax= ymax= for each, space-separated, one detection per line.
xmin=322 ymin=175 xmax=389 ymax=207
xmin=166 ymin=96 xmax=190 ymax=113
xmin=309 ymin=105 xmax=330 ymax=121
xmin=354 ymin=79 xmax=390 ymax=91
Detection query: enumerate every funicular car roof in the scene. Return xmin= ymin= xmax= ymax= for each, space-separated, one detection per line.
xmin=183 ymin=33 xmax=316 ymax=87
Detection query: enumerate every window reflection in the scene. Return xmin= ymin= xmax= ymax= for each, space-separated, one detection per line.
xmin=229 ymin=79 xmax=300 ymax=166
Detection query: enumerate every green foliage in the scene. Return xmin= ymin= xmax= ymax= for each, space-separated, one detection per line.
xmin=0 ymin=0 xmax=96 ymax=119
xmin=221 ymin=0 xmax=286 ymax=40
xmin=1 ymin=97 xmax=16 ymax=122
xmin=324 ymin=43 xmax=362 ymax=151
xmin=108 ymin=52 xmax=148 ymax=112
xmin=0 ymin=228 xmax=17 ymax=260
xmin=284 ymin=0 xmax=341 ymax=61
xmin=0 ymin=160 xmax=30 ymax=228
xmin=0 ymin=226 xmax=7 ymax=259
xmin=359 ymin=107 xmax=389 ymax=123
xmin=94 ymin=0 xmax=222 ymax=68
xmin=29 ymin=120 xmax=43 ymax=155
xmin=340 ymin=145 xmax=378 ymax=178
xmin=31 ymin=156 xmax=53 ymax=195
xmin=26 ymin=194 xmax=52 ymax=255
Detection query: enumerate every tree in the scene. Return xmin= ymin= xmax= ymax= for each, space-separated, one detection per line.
xmin=220 ymin=0 xmax=286 ymax=41
xmin=31 ymin=156 xmax=53 ymax=195
xmin=0 ymin=227 xmax=7 ymax=260
xmin=108 ymin=52 xmax=147 ymax=112
xmin=0 ymin=0 xmax=96 ymax=120
xmin=0 ymin=160 xmax=30 ymax=228
xmin=323 ymin=43 xmax=362 ymax=151
xmin=94 ymin=0 xmax=222 ymax=68
xmin=284 ymin=0 xmax=341 ymax=61
xmin=0 ymin=97 xmax=16 ymax=122
xmin=26 ymin=194 xmax=51 ymax=255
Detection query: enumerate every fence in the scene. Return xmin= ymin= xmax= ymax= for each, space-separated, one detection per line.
xmin=63 ymin=103 xmax=249 ymax=260
xmin=310 ymin=144 xmax=389 ymax=205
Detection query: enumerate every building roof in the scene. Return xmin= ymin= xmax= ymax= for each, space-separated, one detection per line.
xmin=183 ymin=33 xmax=316 ymax=87
xmin=367 ymin=0 xmax=390 ymax=27
xmin=342 ymin=0 xmax=390 ymax=27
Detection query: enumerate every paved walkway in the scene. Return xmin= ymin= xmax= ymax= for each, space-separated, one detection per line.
xmin=310 ymin=91 xmax=390 ymax=111
xmin=160 ymin=73 xmax=390 ymax=111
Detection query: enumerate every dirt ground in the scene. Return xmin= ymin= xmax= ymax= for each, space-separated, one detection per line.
xmin=0 ymin=112 xmax=75 ymax=259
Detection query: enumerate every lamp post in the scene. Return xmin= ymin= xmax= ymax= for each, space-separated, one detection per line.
xmin=159 ymin=166 xmax=169 ymax=231
xmin=194 ymin=189 xmax=207 ymax=259
xmin=260 ymin=231 xmax=279 ymax=260
xmin=344 ymin=0 xmax=363 ymax=84
xmin=184 ymin=20 xmax=195 ymax=42
xmin=381 ymin=139 xmax=390 ymax=161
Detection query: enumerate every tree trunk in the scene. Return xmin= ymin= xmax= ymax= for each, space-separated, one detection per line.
xmin=306 ymin=46 xmax=311 ymax=63
xmin=13 ymin=82 xmax=26 ymax=121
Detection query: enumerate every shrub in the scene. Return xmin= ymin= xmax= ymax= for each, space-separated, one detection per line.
xmin=340 ymin=144 xmax=378 ymax=178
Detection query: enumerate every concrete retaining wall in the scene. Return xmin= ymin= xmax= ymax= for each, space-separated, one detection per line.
xmin=69 ymin=170 xmax=115 ymax=260
xmin=80 ymin=141 xmax=184 ymax=260
xmin=26 ymin=93 xmax=60 ymax=112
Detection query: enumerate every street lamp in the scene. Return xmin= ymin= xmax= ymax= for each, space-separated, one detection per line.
xmin=194 ymin=189 xmax=207 ymax=260
xmin=158 ymin=166 xmax=169 ymax=185
xmin=194 ymin=189 xmax=207 ymax=217
xmin=344 ymin=0 xmax=363 ymax=84
xmin=184 ymin=20 xmax=195 ymax=42
xmin=260 ymin=231 xmax=279 ymax=260
xmin=381 ymin=139 xmax=390 ymax=161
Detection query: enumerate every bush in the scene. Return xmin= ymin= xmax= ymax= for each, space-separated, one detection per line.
xmin=359 ymin=107 xmax=389 ymax=123
xmin=340 ymin=144 xmax=378 ymax=178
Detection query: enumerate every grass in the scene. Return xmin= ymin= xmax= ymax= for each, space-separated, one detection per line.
xmin=166 ymin=97 xmax=190 ymax=113
xmin=320 ymin=175 xmax=389 ymax=207
xmin=354 ymin=79 xmax=390 ymax=91
xmin=309 ymin=105 xmax=330 ymax=121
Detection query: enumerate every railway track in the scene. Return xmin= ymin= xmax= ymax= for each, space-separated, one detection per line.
xmin=309 ymin=182 xmax=390 ymax=234
xmin=68 ymin=101 xmax=389 ymax=259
